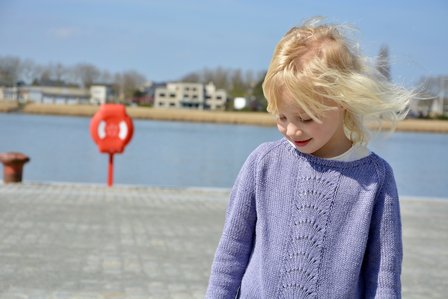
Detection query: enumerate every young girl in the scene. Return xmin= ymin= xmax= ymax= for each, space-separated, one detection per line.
xmin=206 ymin=19 xmax=411 ymax=298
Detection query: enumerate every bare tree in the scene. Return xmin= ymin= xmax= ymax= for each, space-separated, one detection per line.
xmin=376 ymin=45 xmax=391 ymax=81
xmin=112 ymin=70 xmax=146 ymax=101
xmin=37 ymin=65 xmax=52 ymax=83
xmin=229 ymin=69 xmax=246 ymax=98
xmin=53 ymin=63 xmax=66 ymax=81
xmin=99 ymin=70 xmax=114 ymax=84
xmin=180 ymin=72 xmax=201 ymax=83
xmin=112 ymin=73 xmax=124 ymax=100
xmin=0 ymin=56 xmax=21 ymax=85
xmin=252 ymin=72 xmax=268 ymax=111
xmin=122 ymin=70 xmax=146 ymax=99
xmin=74 ymin=63 xmax=100 ymax=87
xmin=20 ymin=59 xmax=39 ymax=84
xmin=213 ymin=67 xmax=229 ymax=89
xmin=244 ymin=70 xmax=255 ymax=89
xmin=179 ymin=67 xmax=231 ymax=90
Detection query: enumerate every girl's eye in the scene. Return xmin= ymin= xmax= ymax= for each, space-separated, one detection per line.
xmin=298 ymin=113 xmax=313 ymax=123
xmin=278 ymin=115 xmax=287 ymax=121
xmin=300 ymin=118 xmax=313 ymax=123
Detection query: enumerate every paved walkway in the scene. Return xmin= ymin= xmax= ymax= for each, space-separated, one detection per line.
xmin=0 ymin=183 xmax=446 ymax=299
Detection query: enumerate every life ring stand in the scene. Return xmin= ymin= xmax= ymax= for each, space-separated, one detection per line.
xmin=90 ymin=104 xmax=134 ymax=186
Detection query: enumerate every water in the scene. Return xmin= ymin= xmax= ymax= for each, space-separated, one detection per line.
xmin=0 ymin=113 xmax=447 ymax=198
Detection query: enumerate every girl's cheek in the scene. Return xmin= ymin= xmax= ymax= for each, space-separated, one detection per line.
xmin=277 ymin=124 xmax=286 ymax=134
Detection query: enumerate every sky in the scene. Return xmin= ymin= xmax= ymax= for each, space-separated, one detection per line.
xmin=0 ymin=0 xmax=447 ymax=86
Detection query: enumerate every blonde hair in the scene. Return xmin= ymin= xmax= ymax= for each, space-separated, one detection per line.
xmin=262 ymin=18 xmax=412 ymax=144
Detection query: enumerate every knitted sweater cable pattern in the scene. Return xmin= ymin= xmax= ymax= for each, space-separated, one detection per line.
xmin=206 ymin=138 xmax=403 ymax=299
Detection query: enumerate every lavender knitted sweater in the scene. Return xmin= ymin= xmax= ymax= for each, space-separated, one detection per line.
xmin=206 ymin=138 xmax=402 ymax=298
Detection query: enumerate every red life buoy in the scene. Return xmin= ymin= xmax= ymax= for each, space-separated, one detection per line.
xmin=90 ymin=104 xmax=134 ymax=154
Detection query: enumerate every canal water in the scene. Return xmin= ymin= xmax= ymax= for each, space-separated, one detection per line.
xmin=0 ymin=113 xmax=447 ymax=198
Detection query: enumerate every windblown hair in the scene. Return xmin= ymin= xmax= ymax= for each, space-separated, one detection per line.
xmin=262 ymin=18 xmax=412 ymax=144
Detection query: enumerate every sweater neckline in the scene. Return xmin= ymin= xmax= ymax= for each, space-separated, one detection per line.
xmin=280 ymin=138 xmax=376 ymax=169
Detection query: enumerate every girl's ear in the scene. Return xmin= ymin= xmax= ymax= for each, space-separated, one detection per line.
xmin=337 ymin=102 xmax=347 ymax=111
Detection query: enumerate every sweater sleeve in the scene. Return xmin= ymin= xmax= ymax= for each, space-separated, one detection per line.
xmin=205 ymin=149 xmax=258 ymax=299
xmin=364 ymin=162 xmax=403 ymax=298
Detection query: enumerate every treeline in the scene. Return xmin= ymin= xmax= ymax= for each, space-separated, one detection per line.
xmin=2 ymin=49 xmax=447 ymax=114
xmin=0 ymin=56 xmax=268 ymax=110
xmin=0 ymin=56 xmax=147 ymax=100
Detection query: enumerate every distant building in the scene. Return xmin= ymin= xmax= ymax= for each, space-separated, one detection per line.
xmin=133 ymin=81 xmax=165 ymax=106
xmin=90 ymin=85 xmax=114 ymax=105
xmin=409 ymin=94 xmax=448 ymax=118
xmin=204 ymin=82 xmax=226 ymax=110
xmin=430 ymin=96 xmax=448 ymax=116
xmin=0 ymin=83 xmax=113 ymax=105
xmin=154 ymin=82 xmax=226 ymax=110
xmin=154 ymin=82 xmax=204 ymax=109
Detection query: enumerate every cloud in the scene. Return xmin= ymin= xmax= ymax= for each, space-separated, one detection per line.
xmin=51 ymin=27 xmax=79 ymax=39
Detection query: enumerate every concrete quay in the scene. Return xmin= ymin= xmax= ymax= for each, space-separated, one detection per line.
xmin=0 ymin=182 xmax=447 ymax=299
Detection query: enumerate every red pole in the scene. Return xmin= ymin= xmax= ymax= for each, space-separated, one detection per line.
xmin=108 ymin=153 xmax=114 ymax=187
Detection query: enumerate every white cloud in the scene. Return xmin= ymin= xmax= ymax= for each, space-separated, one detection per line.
xmin=51 ymin=27 xmax=79 ymax=39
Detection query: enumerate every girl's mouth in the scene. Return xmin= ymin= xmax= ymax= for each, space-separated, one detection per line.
xmin=294 ymin=138 xmax=312 ymax=147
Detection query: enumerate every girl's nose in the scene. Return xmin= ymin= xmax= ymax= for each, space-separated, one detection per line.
xmin=286 ymin=122 xmax=302 ymax=138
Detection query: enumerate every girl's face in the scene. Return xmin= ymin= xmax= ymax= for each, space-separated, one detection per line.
xmin=276 ymin=91 xmax=352 ymax=158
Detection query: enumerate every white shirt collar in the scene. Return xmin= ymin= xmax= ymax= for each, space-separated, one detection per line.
xmin=287 ymin=140 xmax=370 ymax=162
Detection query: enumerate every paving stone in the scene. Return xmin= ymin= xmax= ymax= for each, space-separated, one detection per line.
xmin=0 ymin=182 xmax=446 ymax=298
xmin=0 ymin=183 xmax=227 ymax=298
